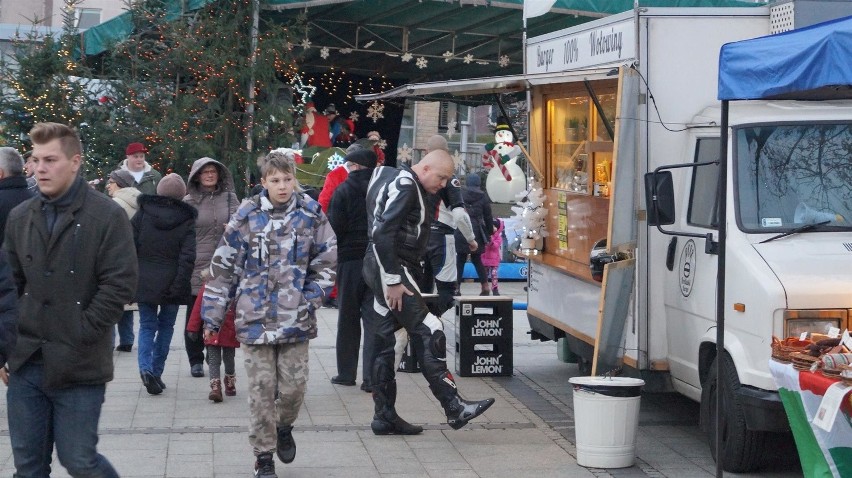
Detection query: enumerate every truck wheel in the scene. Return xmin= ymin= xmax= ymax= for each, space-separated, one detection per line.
xmin=700 ymin=353 xmax=767 ymax=472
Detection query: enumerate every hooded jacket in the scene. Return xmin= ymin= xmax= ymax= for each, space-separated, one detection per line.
xmin=3 ymin=176 xmax=138 ymax=389
xmin=183 ymin=157 xmax=238 ymax=295
xmin=120 ymin=159 xmax=163 ymax=195
xmin=201 ymin=191 xmax=337 ymax=345
xmin=132 ymin=195 xmax=197 ymax=304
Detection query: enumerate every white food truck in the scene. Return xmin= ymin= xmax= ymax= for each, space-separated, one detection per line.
xmin=359 ymin=4 xmax=852 ymax=472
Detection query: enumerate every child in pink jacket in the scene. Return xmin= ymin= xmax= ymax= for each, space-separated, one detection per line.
xmin=480 ymin=218 xmax=504 ymax=296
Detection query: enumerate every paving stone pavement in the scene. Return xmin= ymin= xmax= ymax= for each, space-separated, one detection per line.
xmin=0 ymin=281 xmax=803 ymax=477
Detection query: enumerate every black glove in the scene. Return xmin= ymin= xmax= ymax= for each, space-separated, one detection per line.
xmin=186 ymin=331 xmax=200 ymax=342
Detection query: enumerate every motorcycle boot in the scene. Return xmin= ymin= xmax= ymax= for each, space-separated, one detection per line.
xmin=430 ymin=371 xmax=495 ymax=430
xmin=371 ymin=380 xmax=423 ymax=435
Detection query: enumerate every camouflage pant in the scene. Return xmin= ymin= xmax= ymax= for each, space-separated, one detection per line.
xmin=243 ymin=341 xmax=309 ymax=455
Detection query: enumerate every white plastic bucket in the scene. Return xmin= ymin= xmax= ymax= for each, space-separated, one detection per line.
xmin=568 ymin=376 xmax=645 ymax=468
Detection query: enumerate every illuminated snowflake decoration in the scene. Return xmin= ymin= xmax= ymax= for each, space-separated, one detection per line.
xmin=463 ymin=54 xmax=474 ymax=64
xmin=377 ymin=139 xmax=387 ymax=150
xmin=301 ymin=38 xmax=312 ymax=49
xmin=442 ymin=51 xmax=454 ymax=62
xmin=339 ymin=47 xmax=353 ymax=54
xmin=320 ymin=47 xmax=330 ymax=59
xmin=452 ymin=150 xmax=463 ymax=168
xmin=447 ymin=120 xmax=457 ymax=136
xmin=327 ymin=152 xmax=346 ymax=171
xmin=397 ymin=143 xmax=413 ymax=162
xmin=416 ymin=56 xmax=428 ymax=69
xmin=401 ymin=52 xmax=413 ymax=62
xmin=367 ymin=101 xmax=385 ymax=123
xmin=349 ymin=111 xmax=360 ymax=122
xmin=498 ymin=55 xmax=510 ymax=67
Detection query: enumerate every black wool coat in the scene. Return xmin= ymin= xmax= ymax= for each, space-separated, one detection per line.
xmin=133 ymin=195 xmax=197 ymax=304
xmin=0 ymin=176 xmax=36 ymax=240
xmin=4 ymin=176 xmax=138 ymax=389
xmin=327 ymin=168 xmax=371 ymax=263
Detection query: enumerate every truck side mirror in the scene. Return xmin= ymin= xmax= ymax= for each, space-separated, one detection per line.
xmin=644 ymin=171 xmax=675 ymax=226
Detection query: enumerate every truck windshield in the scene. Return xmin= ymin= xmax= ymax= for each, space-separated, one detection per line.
xmin=735 ymin=122 xmax=852 ymax=233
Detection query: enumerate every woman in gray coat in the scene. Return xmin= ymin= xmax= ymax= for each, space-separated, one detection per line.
xmin=182 ymin=157 xmax=238 ymax=377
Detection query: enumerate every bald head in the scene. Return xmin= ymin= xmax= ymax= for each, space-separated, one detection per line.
xmin=412 ymin=149 xmax=454 ymax=194
xmin=425 ymin=134 xmax=448 ymax=153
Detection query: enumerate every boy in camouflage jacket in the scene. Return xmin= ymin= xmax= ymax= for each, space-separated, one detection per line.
xmin=201 ymin=151 xmax=336 ymax=478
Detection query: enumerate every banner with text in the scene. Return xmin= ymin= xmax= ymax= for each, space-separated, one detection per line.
xmin=526 ymin=19 xmax=635 ymax=74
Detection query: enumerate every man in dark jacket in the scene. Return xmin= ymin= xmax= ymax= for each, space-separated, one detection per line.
xmin=455 ymin=173 xmax=493 ymax=295
xmin=363 ymin=150 xmax=494 ymax=435
xmin=0 ymin=147 xmax=36 ymax=239
xmin=3 ymin=122 xmax=137 ymax=477
xmin=327 ymin=148 xmax=379 ymax=392
xmin=0 ymin=250 xmax=17 ymax=385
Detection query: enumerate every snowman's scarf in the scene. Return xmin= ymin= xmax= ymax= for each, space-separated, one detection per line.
xmin=482 ymin=149 xmax=512 ymax=181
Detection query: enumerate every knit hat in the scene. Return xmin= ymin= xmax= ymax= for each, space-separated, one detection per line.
xmin=125 ymin=142 xmax=147 ymax=156
xmin=465 ymin=173 xmax=481 ymax=188
xmin=156 ymin=173 xmax=186 ymax=199
xmin=346 ymin=149 xmax=377 ymax=169
xmin=367 ymin=131 xmax=381 ymax=141
xmin=109 ymin=169 xmax=134 ymax=188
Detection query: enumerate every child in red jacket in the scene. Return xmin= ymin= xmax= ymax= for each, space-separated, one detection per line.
xmin=480 ymin=218 xmax=505 ymax=296
xmin=187 ymin=276 xmax=239 ymax=402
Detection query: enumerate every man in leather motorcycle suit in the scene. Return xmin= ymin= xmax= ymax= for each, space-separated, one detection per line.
xmin=363 ymin=149 xmax=495 ymax=435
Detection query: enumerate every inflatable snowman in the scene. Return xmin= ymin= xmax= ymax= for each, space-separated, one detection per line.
xmin=483 ymin=123 xmax=526 ymax=203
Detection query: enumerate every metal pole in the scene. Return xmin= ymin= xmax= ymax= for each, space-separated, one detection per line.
xmin=244 ymin=0 xmax=260 ymax=196
xmin=714 ymin=99 xmax=729 ymax=478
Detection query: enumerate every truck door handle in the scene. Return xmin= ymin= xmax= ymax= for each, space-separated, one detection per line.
xmin=666 ymin=237 xmax=678 ymax=271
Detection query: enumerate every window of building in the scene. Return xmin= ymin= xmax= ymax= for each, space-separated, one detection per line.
xmin=76 ymin=8 xmax=101 ymax=30
xmin=438 ymin=101 xmax=461 ymax=134
xmin=398 ymin=100 xmax=415 ymax=148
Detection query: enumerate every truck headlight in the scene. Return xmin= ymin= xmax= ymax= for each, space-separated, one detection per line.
xmin=784 ymin=309 xmax=848 ymax=338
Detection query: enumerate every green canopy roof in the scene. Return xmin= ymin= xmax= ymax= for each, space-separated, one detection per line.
xmin=81 ymin=0 xmax=762 ymax=81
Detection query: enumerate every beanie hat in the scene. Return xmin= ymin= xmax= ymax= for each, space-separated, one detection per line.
xmin=367 ymin=131 xmax=381 ymax=141
xmin=125 ymin=142 xmax=147 ymax=156
xmin=346 ymin=149 xmax=377 ymax=169
xmin=156 ymin=173 xmax=186 ymax=199
xmin=109 ymin=169 xmax=134 ymax=188
xmin=465 ymin=173 xmax=481 ymax=188
xmin=324 ymin=103 xmax=337 ymax=114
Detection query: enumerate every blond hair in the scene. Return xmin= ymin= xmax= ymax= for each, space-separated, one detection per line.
xmin=29 ymin=123 xmax=83 ymax=159
xmin=260 ymin=151 xmax=303 ymax=191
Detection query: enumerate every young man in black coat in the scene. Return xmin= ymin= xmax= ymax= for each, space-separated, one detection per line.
xmin=327 ymin=148 xmax=380 ymax=392
xmin=133 ymin=173 xmax=197 ymax=395
xmin=4 ymin=122 xmax=137 ymax=477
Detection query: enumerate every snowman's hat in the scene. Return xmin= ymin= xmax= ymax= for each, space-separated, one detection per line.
xmin=494 ymin=117 xmax=511 ymax=132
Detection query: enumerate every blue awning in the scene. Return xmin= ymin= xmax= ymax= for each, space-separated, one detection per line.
xmin=718 ymin=15 xmax=852 ymax=100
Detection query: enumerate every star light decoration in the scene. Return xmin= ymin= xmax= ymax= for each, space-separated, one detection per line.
xmin=320 ymin=47 xmax=330 ymax=59
xmin=416 ymin=56 xmax=428 ymax=69
xmin=367 ymin=101 xmax=385 ymax=123
xmin=401 ymin=52 xmax=413 ymax=62
xmin=463 ymin=54 xmax=474 ymax=64
xmin=327 ymin=151 xmax=346 ymax=170
xmin=349 ymin=111 xmax=360 ymax=122
xmin=499 ymin=55 xmax=510 ymax=67
xmin=301 ymin=38 xmax=312 ymax=49
xmin=397 ymin=143 xmax=413 ymax=162
xmin=290 ymin=75 xmax=316 ymax=114
xmin=442 ymin=51 xmax=454 ymax=62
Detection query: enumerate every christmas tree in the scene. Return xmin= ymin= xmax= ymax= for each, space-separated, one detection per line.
xmin=510 ymin=177 xmax=548 ymax=254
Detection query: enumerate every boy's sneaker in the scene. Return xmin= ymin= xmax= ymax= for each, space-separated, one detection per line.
xmin=254 ymin=453 xmax=277 ymax=478
xmin=276 ymin=426 xmax=296 ymax=463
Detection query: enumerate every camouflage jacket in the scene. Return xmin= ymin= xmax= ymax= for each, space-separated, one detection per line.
xmin=201 ymin=191 xmax=337 ymax=344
